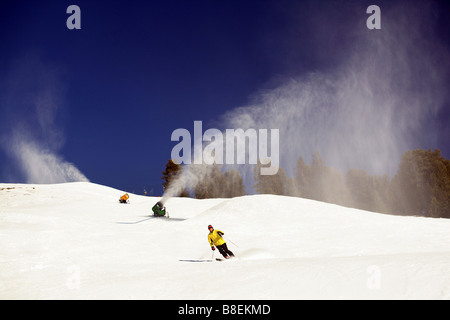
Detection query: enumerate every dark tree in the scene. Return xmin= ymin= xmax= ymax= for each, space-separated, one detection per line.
xmin=161 ymin=159 xmax=189 ymax=197
xmin=390 ymin=149 xmax=450 ymax=218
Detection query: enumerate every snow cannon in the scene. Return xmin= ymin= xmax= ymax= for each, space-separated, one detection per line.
xmin=119 ymin=193 xmax=129 ymax=204
xmin=152 ymin=201 xmax=168 ymax=217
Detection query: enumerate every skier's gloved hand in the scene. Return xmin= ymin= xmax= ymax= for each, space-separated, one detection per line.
xmin=211 ymin=247 xmax=215 ymax=251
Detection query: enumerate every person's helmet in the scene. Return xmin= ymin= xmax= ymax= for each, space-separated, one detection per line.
xmin=208 ymin=225 xmax=213 ymax=231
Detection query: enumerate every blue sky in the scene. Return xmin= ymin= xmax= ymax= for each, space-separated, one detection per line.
xmin=1 ymin=0 xmax=449 ymax=195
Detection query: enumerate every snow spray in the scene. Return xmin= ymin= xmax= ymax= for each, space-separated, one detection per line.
xmin=0 ymin=55 xmax=89 ymax=183
xmin=164 ymin=1 xmax=449 ymax=204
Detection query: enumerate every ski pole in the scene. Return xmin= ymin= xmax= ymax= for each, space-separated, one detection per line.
xmin=225 ymin=236 xmax=239 ymax=248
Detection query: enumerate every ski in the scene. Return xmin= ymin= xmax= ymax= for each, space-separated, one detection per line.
xmin=179 ymin=259 xmax=213 ymax=262
xmin=179 ymin=258 xmax=224 ymax=262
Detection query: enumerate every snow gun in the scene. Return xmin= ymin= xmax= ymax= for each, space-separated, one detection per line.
xmin=152 ymin=201 xmax=168 ymax=217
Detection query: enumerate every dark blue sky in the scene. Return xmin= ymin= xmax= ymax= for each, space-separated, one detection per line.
xmin=1 ymin=0 xmax=449 ymax=194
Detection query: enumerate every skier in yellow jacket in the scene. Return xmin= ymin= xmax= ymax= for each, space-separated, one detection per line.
xmin=207 ymin=225 xmax=234 ymax=259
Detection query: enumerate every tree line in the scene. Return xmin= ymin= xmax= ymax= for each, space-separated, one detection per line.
xmin=161 ymin=148 xmax=450 ymax=218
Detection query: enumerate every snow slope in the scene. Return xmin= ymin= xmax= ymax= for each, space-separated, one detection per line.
xmin=1 ymin=182 xmax=450 ymax=299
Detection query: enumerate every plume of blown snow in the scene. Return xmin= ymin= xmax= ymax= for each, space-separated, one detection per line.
xmin=9 ymin=139 xmax=88 ymax=184
xmin=221 ymin=1 xmax=450 ymax=181
xmin=0 ymin=54 xmax=89 ymax=184
xmin=163 ymin=1 xmax=449 ymax=200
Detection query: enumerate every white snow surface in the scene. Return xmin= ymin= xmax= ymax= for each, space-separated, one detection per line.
xmin=1 ymin=182 xmax=450 ymax=299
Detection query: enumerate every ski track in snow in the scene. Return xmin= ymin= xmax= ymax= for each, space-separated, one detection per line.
xmin=1 ymin=182 xmax=450 ymax=299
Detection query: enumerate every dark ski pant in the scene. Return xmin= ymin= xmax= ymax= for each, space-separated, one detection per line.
xmin=217 ymin=243 xmax=234 ymax=258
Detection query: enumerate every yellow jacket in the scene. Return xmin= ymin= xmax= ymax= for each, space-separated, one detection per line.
xmin=208 ymin=229 xmax=226 ymax=248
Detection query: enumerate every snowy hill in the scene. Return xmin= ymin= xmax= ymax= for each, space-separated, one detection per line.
xmin=1 ymin=182 xmax=450 ymax=299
